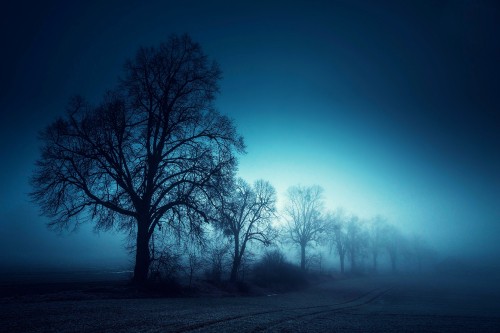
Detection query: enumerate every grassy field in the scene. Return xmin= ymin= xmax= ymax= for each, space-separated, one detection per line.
xmin=1 ymin=274 xmax=499 ymax=332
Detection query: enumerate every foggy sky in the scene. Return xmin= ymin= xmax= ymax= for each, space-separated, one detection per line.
xmin=1 ymin=0 xmax=499 ymax=269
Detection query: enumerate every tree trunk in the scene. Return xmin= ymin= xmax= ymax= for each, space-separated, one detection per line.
xmin=230 ymin=256 xmax=241 ymax=283
xmin=133 ymin=220 xmax=151 ymax=284
xmin=300 ymin=244 xmax=306 ymax=271
xmin=230 ymin=235 xmax=240 ymax=283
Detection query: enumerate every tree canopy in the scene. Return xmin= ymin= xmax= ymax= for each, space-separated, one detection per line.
xmin=31 ymin=34 xmax=245 ymax=283
xmin=284 ymin=185 xmax=325 ymax=270
xmin=218 ymin=178 xmax=277 ymax=282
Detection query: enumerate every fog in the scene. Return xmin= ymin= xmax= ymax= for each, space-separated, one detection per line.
xmin=0 ymin=204 xmax=128 ymax=276
xmin=1 ymin=0 xmax=499 ymax=285
xmin=2 ymin=3 xmax=500 ymax=332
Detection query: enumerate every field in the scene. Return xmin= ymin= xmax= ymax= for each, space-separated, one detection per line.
xmin=1 ymin=274 xmax=499 ymax=332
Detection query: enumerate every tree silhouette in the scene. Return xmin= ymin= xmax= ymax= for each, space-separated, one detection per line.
xmin=383 ymin=224 xmax=403 ymax=273
xmin=30 ymin=34 xmax=244 ymax=284
xmin=345 ymin=215 xmax=366 ymax=273
xmin=326 ymin=210 xmax=348 ymax=274
xmin=284 ymin=185 xmax=325 ymax=271
xmin=218 ymin=178 xmax=277 ymax=282
xmin=367 ymin=215 xmax=386 ymax=273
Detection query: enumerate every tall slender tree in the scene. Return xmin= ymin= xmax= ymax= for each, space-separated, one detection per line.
xmin=326 ymin=210 xmax=348 ymax=274
xmin=367 ymin=215 xmax=386 ymax=273
xmin=219 ymin=178 xmax=277 ymax=282
xmin=284 ymin=185 xmax=325 ymax=271
xmin=345 ymin=215 xmax=366 ymax=273
xmin=383 ymin=224 xmax=402 ymax=273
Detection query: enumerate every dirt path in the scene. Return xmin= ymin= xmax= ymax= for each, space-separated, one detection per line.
xmin=1 ymin=276 xmax=499 ymax=332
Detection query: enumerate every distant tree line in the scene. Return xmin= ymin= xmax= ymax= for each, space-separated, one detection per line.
xmin=281 ymin=185 xmax=437 ymax=276
xmin=31 ymin=34 xmax=437 ymax=287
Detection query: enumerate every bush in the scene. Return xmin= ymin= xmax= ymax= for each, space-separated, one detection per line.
xmin=149 ymin=249 xmax=182 ymax=283
xmin=252 ymin=250 xmax=307 ymax=291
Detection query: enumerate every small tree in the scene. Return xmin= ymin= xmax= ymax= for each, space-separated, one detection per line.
xmin=326 ymin=210 xmax=348 ymax=274
xmin=30 ymin=34 xmax=244 ymax=284
xmin=185 ymin=246 xmax=202 ymax=288
xmin=383 ymin=224 xmax=402 ymax=273
xmin=367 ymin=215 xmax=386 ymax=273
xmin=219 ymin=178 xmax=277 ymax=282
xmin=204 ymin=229 xmax=231 ymax=283
xmin=345 ymin=215 xmax=366 ymax=273
xmin=284 ymin=185 xmax=325 ymax=271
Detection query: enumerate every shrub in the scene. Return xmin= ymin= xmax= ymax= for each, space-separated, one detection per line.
xmin=252 ymin=250 xmax=307 ymax=291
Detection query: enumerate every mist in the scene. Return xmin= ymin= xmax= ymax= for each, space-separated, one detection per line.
xmin=0 ymin=204 xmax=129 ymax=281
xmin=2 ymin=1 xmax=499 ymax=270
xmin=1 ymin=1 xmax=499 ymax=332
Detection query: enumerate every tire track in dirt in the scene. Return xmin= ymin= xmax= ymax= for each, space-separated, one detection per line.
xmin=175 ymin=287 xmax=392 ymax=333
xmin=251 ymin=287 xmax=392 ymax=332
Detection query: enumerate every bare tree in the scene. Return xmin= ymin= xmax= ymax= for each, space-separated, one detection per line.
xmin=284 ymin=185 xmax=325 ymax=271
xmin=30 ymin=34 xmax=245 ymax=284
xmin=367 ymin=215 xmax=386 ymax=273
xmin=204 ymin=228 xmax=232 ymax=283
xmin=345 ymin=215 xmax=366 ymax=273
xmin=383 ymin=224 xmax=403 ymax=273
xmin=325 ymin=210 xmax=348 ymax=274
xmin=149 ymin=230 xmax=183 ymax=282
xmin=219 ymin=178 xmax=277 ymax=282
xmin=184 ymin=241 xmax=203 ymax=288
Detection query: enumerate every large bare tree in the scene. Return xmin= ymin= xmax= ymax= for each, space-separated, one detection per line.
xmin=219 ymin=178 xmax=277 ymax=282
xmin=284 ymin=185 xmax=325 ymax=271
xmin=30 ymin=35 xmax=245 ymax=284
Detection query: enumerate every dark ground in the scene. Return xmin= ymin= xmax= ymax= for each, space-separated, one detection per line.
xmin=1 ymin=274 xmax=499 ymax=332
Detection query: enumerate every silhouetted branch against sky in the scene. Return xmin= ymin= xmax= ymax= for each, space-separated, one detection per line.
xmin=29 ymin=34 xmax=244 ymax=282
xmin=1 ymin=1 xmax=499 ymax=268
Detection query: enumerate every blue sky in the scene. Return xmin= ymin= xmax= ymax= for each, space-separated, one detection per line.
xmin=1 ymin=0 xmax=499 ymax=266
